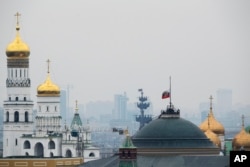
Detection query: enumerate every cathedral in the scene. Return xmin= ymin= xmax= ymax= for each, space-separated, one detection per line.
xmin=2 ymin=13 xmax=99 ymax=162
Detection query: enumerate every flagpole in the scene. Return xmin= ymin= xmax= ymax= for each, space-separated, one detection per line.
xmin=169 ymin=76 xmax=172 ymax=108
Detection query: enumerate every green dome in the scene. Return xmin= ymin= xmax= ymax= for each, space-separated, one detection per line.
xmin=132 ymin=117 xmax=216 ymax=148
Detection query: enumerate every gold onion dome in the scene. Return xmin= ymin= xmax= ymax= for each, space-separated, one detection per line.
xmin=37 ymin=60 xmax=60 ymax=96
xmin=199 ymin=96 xmax=225 ymax=135
xmin=232 ymin=115 xmax=250 ymax=150
xmin=204 ymin=115 xmax=221 ymax=148
xmin=205 ymin=129 xmax=221 ymax=148
xmin=6 ymin=13 xmax=30 ymax=58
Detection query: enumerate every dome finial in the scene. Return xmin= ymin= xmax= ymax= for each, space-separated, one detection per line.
xmin=207 ymin=114 xmax=210 ymax=129
xmin=75 ymin=100 xmax=78 ymax=113
xmin=46 ymin=59 xmax=50 ymax=74
xmin=242 ymin=115 xmax=245 ymax=128
xmin=209 ymin=95 xmax=213 ymax=111
xmin=14 ymin=12 xmax=21 ymax=31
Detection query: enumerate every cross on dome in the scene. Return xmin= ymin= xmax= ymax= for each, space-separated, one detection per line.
xmin=46 ymin=59 xmax=50 ymax=74
xmin=75 ymin=100 xmax=79 ymax=113
xmin=209 ymin=95 xmax=213 ymax=110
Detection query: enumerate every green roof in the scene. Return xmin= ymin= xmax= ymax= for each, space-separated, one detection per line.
xmin=70 ymin=113 xmax=82 ymax=129
xmin=121 ymin=135 xmax=136 ymax=148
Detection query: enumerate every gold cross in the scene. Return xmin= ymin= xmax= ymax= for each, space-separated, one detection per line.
xmin=14 ymin=12 xmax=21 ymax=25
xmin=209 ymin=95 xmax=213 ymax=110
xmin=46 ymin=59 xmax=50 ymax=74
xmin=242 ymin=115 xmax=245 ymax=127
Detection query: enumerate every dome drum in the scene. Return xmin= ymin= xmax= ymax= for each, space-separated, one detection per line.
xmin=6 ymin=51 xmax=30 ymax=58
xmin=7 ymin=58 xmax=29 ymax=68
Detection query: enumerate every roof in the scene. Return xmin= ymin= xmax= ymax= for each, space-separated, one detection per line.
xmin=79 ymin=155 xmax=229 ymax=167
xmin=70 ymin=113 xmax=83 ymax=130
xmin=132 ymin=117 xmax=216 ymax=149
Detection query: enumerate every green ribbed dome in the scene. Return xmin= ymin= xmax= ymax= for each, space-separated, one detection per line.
xmin=132 ymin=117 xmax=216 ymax=148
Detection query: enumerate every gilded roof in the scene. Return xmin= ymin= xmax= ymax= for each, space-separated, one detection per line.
xmin=232 ymin=127 xmax=250 ymax=148
xmin=6 ymin=25 xmax=30 ymax=58
xmin=205 ymin=129 xmax=221 ymax=148
xmin=37 ymin=74 xmax=60 ymax=96
xmin=199 ymin=111 xmax=225 ymax=135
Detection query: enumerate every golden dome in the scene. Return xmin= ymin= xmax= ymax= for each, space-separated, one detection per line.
xmin=232 ymin=127 xmax=250 ymax=150
xmin=205 ymin=129 xmax=221 ymax=148
xmin=199 ymin=96 xmax=225 ymax=135
xmin=37 ymin=74 xmax=60 ymax=96
xmin=200 ymin=112 xmax=225 ymax=135
xmin=6 ymin=25 xmax=30 ymax=58
xmin=232 ymin=115 xmax=250 ymax=150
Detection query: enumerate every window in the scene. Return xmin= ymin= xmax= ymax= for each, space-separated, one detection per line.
xmin=47 ymin=106 xmax=49 ymax=112
xmin=14 ymin=111 xmax=19 ymax=122
xmin=23 ymin=140 xmax=31 ymax=149
xmin=6 ymin=112 xmax=9 ymax=122
xmin=9 ymin=97 xmax=11 ymax=101
xmin=89 ymin=152 xmax=95 ymax=157
xmin=24 ymin=97 xmax=26 ymax=101
xmin=15 ymin=139 xmax=18 ymax=146
xmin=55 ymin=106 xmax=57 ymax=112
xmin=48 ymin=140 xmax=55 ymax=149
xmin=15 ymin=97 xmax=19 ymax=101
xmin=25 ymin=112 xmax=29 ymax=122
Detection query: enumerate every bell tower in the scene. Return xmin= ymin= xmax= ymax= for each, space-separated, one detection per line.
xmin=3 ymin=12 xmax=34 ymax=157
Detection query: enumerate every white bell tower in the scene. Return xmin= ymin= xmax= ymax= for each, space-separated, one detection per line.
xmin=3 ymin=12 xmax=34 ymax=157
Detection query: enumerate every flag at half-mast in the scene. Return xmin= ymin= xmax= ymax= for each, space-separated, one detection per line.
xmin=162 ymin=91 xmax=170 ymax=99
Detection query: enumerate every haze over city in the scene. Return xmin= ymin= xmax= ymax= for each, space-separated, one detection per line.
xmin=0 ymin=0 xmax=250 ymax=116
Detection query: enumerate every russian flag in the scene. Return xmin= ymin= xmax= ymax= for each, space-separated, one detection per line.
xmin=162 ymin=91 xmax=170 ymax=99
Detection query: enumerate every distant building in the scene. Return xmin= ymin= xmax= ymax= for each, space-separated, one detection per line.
xmin=113 ymin=93 xmax=128 ymax=120
xmin=60 ymin=90 xmax=67 ymax=122
xmin=216 ymin=89 xmax=232 ymax=114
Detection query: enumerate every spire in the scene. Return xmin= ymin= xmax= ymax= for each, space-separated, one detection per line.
xmin=209 ymin=95 xmax=213 ymax=111
xmin=14 ymin=12 xmax=21 ymax=31
xmin=241 ymin=115 xmax=245 ymax=128
xmin=75 ymin=100 xmax=79 ymax=113
xmin=46 ymin=59 xmax=50 ymax=74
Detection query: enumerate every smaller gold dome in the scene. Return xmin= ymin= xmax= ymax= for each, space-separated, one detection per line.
xmin=37 ymin=74 xmax=60 ymax=96
xmin=232 ymin=127 xmax=250 ymax=150
xmin=199 ymin=96 xmax=225 ymax=135
xmin=6 ymin=26 xmax=30 ymax=58
xmin=200 ymin=112 xmax=225 ymax=135
xmin=205 ymin=129 xmax=221 ymax=148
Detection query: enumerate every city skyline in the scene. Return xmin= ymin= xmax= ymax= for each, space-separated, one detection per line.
xmin=0 ymin=0 xmax=250 ymax=113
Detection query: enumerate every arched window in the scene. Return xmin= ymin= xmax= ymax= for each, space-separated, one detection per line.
xmin=89 ymin=152 xmax=95 ymax=157
xmin=66 ymin=150 xmax=72 ymax=157
xmin=6 ymin=112 xmax=9 ymax=122
xmin=16 ymin=138 xmax=18 ymax=146
xmin=25 ymin=112 xmax=29 ymax=122
xmin=15 ymin=97 xmax=19 ymax=101
xmin=9 ymin=97 xmax=11 ymax=101
xmin=50 ymin=152 xmax=54 ymax=157
xmin=24 ymin=97 xmax=27 ymax=101
xmin=48 ymin=140 xmax=55 ymax=149
xmin=14 ymin=111 xmax=19 ymax=122
xmin=23 ymin=140 xmax=31 ymax=149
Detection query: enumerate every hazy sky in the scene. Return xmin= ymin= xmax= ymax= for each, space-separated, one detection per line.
xmin=0 ymin=0 xmax=250 ymax=114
